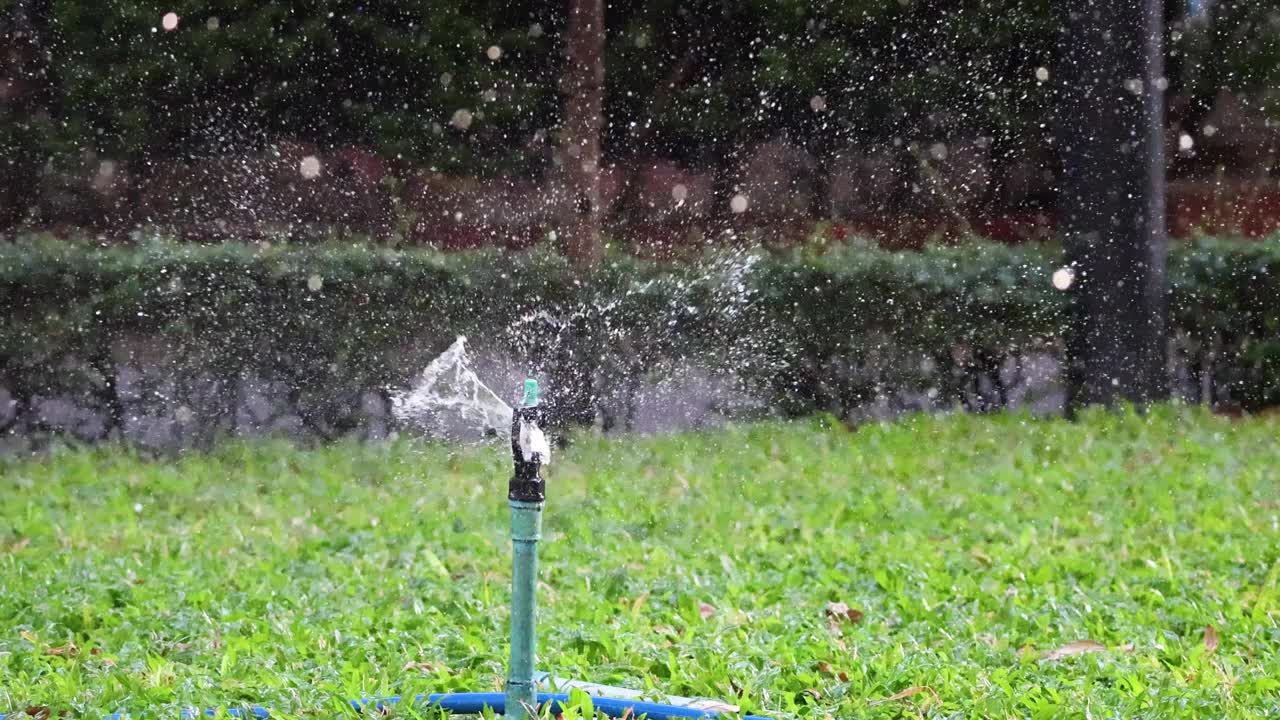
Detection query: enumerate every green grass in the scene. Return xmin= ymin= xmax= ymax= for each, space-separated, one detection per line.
xmin=2 ymin=407 xmax=1280 ymax=719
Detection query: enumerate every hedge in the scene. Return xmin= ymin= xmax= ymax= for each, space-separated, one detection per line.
xmin=1 ymin=234 xmax=1277 ymax=444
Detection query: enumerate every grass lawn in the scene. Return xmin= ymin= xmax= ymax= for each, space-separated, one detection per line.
xmin=1 ymin=407 xmax=1279 ymax=719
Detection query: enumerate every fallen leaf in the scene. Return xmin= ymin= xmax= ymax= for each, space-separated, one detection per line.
xmin=825 ymin=601 xmax=864 ymax=624
xmin=631 ymin=593 xmax=649 ymax=614
xmin=402 ymin=661 xmax=435 ymax=673
xmin=838 ymin=670 xmax=849 ymax=682
xmin=817 ymin=661 xmax=834 ymax=675
xmin=44 ymin=642 xmax=78 ymax=657
xmin=1204 ymin=625 xmax=1219 ymax=654
xmin=802 ymin=688 xmax=822 ymax=701
xmin=1042 ymin=640 xmax=1107 ymax=661
xmin=25 ymin=707 xmax=51 ymax=720
xmin=869 ymin=686 xmax=940 ymax=706
xmin=971 ymin=547 xmax=992 ymax=564
xmin=4 ymin=538 xmax=30 ymax=554
xmin=698 ymin=602 xmax=715 ymax=620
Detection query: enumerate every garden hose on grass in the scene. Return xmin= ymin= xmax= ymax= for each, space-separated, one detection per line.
xmin=0 ymin=692 xmax=768 ymax=720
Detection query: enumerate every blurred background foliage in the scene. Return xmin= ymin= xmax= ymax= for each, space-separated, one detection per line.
xmin=2 ymin=0 xmax=1276 ymax=175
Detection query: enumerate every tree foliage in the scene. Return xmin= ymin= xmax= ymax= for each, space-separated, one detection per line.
xmin=5 ymin=0 xmax=1275 ymax=176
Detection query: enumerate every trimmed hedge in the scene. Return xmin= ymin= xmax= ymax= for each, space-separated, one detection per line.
xmin=1 ymin=234 xmax=1278 ymax=443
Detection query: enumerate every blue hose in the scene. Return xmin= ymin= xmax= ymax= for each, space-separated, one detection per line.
xmin=1 ymin=692 xmax=771 ymax=720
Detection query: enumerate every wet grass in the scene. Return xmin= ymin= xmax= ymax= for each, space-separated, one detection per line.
xmin=1 ymin=406 xmax=1279 ymax=719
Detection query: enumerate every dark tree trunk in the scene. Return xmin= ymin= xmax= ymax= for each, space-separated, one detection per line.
xmin=1057 ymin=0 xmax=1170 ymax=414
xmin=0 ymin=0 xmax=53 ymax=236
xmin=557 ymin=0 xmax=606 ymax=267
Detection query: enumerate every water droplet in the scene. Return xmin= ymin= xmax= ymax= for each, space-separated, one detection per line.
xmin=307 ymin=274 xmax=324 ymax=292
xmin=1178 ymin=133 xmax=1194 ymax=152
xmin=299 ymin=156 xmax=322 ymax=179
xmin=1035 ymin=66 xmax=1050 ymax=82
xmin=1052 ymin=267 xmax=1075 ymax=291
xmin=528 ymin=23 xmax=544 ymax=38
xmin=809 ymin=95 xmax=827 ymax=112
xmin=161 ymin=12 xmax=180 ymax=31
xmin=671 ymin=184 xmax=689 ymax=203
xmin=206 ymin=16 xmax=220 ymax=31
xmin=450 ymin=109 xmax=473 ymax=131
xmin=730 ymin=194 xmax=749 ymax=214
xmin=486 ymin=45 xmax=503 ymax=61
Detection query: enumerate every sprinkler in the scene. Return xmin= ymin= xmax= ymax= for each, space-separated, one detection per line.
xmin=506 ymin=378 xmax=548 ymax=720
xmin=1 ymin=376 xmax=769 ymax=720
xmin=494 ymin=377 xmax=770 ymax=720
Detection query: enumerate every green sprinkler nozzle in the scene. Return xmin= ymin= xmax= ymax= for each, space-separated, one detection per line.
xmin=522 ymin=378 xmax=540 ymax=408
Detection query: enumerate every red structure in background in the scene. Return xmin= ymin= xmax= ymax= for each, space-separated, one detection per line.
xmin=13 ymin=140 xmax=1279 ymax=254
xmin=613 ymin=183 xmax=1280 ymax=259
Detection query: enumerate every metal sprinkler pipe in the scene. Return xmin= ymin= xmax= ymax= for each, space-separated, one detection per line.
xmin=506 ymin=379 xmax=548 ymax=720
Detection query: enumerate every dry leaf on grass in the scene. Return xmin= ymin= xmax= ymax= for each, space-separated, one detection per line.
xmin=1204 ymin=625 xmax=1219 ymax=654
xmin=698 ymin=602 xmax=716 ymax=620
xmin=653 ymin=624 xmax=679 ymax=638
xmin=869 ymin=686 xmax=940 ymax=706
xmin=402 ymin=661 xmax=435 ymax=673
xmin=816 ymin=662 xmax=849 ymax=682
xmin=825 ymin=601 xmax=864 ymax=624
xmin=44 ymin=642 xmax=78 ymax=657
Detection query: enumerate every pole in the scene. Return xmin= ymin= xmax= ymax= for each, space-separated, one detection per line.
xmin=506 ymin=380 xmax=547 ymax=720
xmin=506 ymin=499 xmax=542 ymax=720
xmin=1057 ymin=0 xmax=1170 ymax=414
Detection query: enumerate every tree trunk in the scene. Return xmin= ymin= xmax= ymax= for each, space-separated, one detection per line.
xmin=0 ymin=0 xmax=53 ymax=237
xmin=1057 ymin=0 xmax=1170 ymax=414
xmin=557 ymin=0 xmax=606 ymax=267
